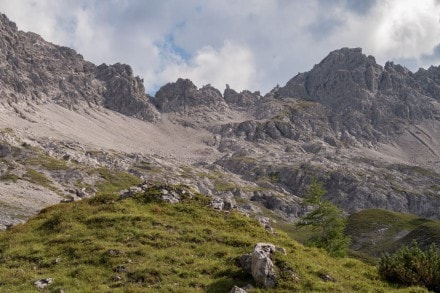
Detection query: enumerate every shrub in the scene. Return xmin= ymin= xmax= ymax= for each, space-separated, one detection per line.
xmin=379 ymin=241 xmax=440 ymax=291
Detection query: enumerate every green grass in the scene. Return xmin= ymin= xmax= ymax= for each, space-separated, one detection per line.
xmin=23 ymin=167 xmax=60 ymax=193
xmin=196 ymin=170 xmax=240 ymax=193
xmin=0 ymin=186 xmax=428 ymax=292
xmin=95 ymin=168 xmax=143 ymax=195
xmin=131 ymin=161 xmax=162 ymax=173
xmin=214 ymin=181 xmax=238 ymax=192
xmin=0 ymin=172 xmax=20 ymax=182
xmin=23 ymin=153 xmax=69 ymax=171
xmin=346 ymin=209 xmax=440 ymax=257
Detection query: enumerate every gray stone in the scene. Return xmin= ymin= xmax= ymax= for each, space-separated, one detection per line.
xmin=76 ymin=188 xmax=90 ymax=198
xmin=318 ymin=272 xmax=336 ymax=282
xmin=257 ymin=216 xmax=273 ymax=233
xmin=0 ymin=143 xmax=12 ymax=158
xmin=239 ymin=243 xmax=286 ymax=288
xmin=211 ymin=197 xmax=224 ymax=210
xmin=223 ymin=196 xmax=237 ymax=210
xmin=113 ymin=265 xmax=127 ymax=273
xmin=119 ymin=186 xmax=142 ymax=199
xmin=34 ymin=278 xmax=53 ymax=289
xmin=229 ymin=285 xmax=248 ymax=293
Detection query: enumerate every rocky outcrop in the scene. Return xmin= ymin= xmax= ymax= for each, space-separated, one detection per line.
xmin=239 ymin=243 xmax=286 ymax=288
xmin=223 ymin=85 xmax=260 ymax=109
xmin=97 ymin=63 xmax=159 ymax=122
xmin=120 ymin=183 xmax=193 ymax=204
xmin=153 ymin=78 xmax=227 ymax=113
xmin=211 ymin=99 xmax=333 ymax=143
xmin=210 ymin=196 xmax=237 ymax=211
xmin=218 ymin=151 xmax=440 ymax=218
xmin=415 ymin=65 xmax=440 ymax=100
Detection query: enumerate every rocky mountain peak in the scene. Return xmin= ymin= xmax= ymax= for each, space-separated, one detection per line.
xmin=315 ymin=47 xmax=377 ymax=71
xmin=223 ymin=85 xmax=261 ymax=109
xmin=0 ymin=13 xmax=17 ymax=33
xmin=415 ymin=65 xmax=440 ymax=101
xmin=281 ymin=47 xmax=382 ymax=104
xmin=96 ymin=63 xmax=159 ymax=121
xmin=276 ymin=47 xmax=440 ymax=145
xmin=0 ymin=13 xmax=159 ymax=121
xmin=153 ymin=78 xmax=225 ymax=113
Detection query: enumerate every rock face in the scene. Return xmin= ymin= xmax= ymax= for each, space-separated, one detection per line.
xmin=153 ymin=78 xmax=227 ymax=114
xmin=96 ymin=63 xmax=159 ymax=121
xmin=0 ymin=13 xmax=159 ymax=122
xmin=223 ymin=85 xmax=261 ymax=109
xmin=152 ymin=78 xmax=231 ymax=126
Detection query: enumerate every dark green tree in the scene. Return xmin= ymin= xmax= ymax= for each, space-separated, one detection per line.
xmin=297 ymin=178 xmax=350 ymax=257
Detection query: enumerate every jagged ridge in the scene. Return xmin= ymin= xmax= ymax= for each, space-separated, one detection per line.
xmin=0 ymin=13 xmax=159 ymax=122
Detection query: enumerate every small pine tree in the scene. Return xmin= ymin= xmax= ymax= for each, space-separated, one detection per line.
xmin=379 ymin=241 xmax=440 ymax=291
xmin=297 ymin=178 xmax=350 ymax=257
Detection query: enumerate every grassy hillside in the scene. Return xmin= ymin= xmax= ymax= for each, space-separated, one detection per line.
xmin=0 ymin=185 xmax=427 ymax=292
xmin=346 ymin=208 xmax=440 ymax=258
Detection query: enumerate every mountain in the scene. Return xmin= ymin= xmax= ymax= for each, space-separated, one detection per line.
xmin=2 ymin=11 xmax=440 ymax=291
xmin=1 ymin=12 xmax=440 ymax=246
xmin=0 ymin=13 xmax=159 ymax=121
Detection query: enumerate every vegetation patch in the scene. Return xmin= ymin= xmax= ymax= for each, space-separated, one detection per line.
xmin=379 ymin=241 xmax=440 ymax=292
xmin=23 ymin=153 xmax=69 ymax=171
xmin=346 ymin=209 xmax=440 ymax=257
xmin=23 ymin=168 xmax=57 ymax=192
xmin=0 ymin=184 xmax=426 ymax=292
xmin=94 ymin=168 xmax=143 ymax=195
xmin=0 ymin=172 xmax=20 ymax=182
xmin=214 ymin=180 xmax=238 ymax=192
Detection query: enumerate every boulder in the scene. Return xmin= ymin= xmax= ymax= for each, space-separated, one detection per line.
xmin=211 ymin=197 xmax=224 ymax=210
xmin=211 ymin=196 xmax=237 ymax=211
xmin=239 ymin=243 xmax=286 ymax=288
xmin=257 ymin=216 xmax=274 ymax=233
xmin=34 ymin=278 xmax=53 ymax=289
xmin=160 ymin=189 xmax=180 ymax=203
xmin=0 ymin=143 xmax=12 ymax=158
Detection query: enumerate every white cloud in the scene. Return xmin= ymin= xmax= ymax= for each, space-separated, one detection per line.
xmin=374 ymin=0 xmax=440 ymax=59
xmin=326 ymin=0 xmax=440 ymax=65
xmin=0 ymin=0 xmax=75 ymax=45
xmin=158 ymin=41 xmax=257 ymax=92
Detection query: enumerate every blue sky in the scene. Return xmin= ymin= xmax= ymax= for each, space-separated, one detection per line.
xmin=1 ymin=0 xmax=440 ymax=94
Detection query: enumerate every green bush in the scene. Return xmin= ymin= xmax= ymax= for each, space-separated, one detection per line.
xmin=379 ymin=241 xmax=440 ymax=291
